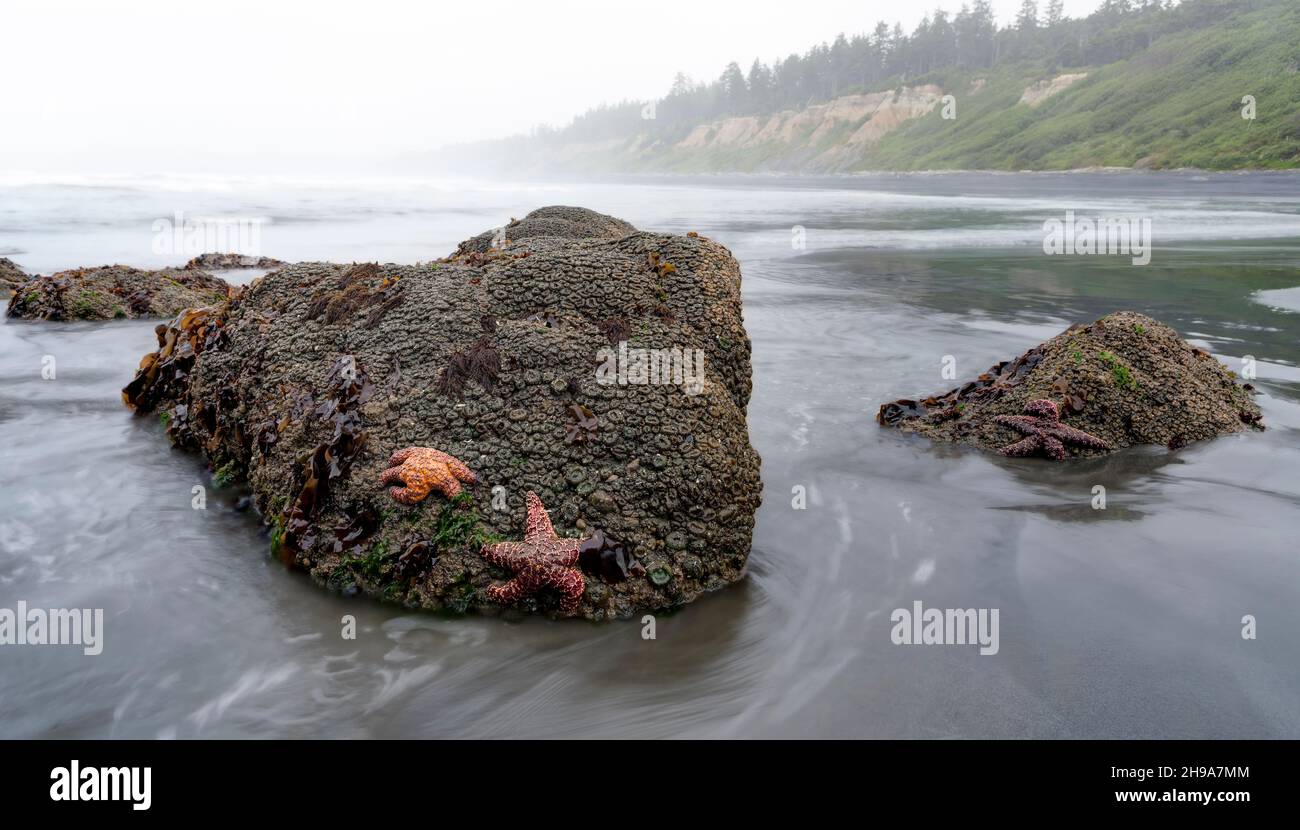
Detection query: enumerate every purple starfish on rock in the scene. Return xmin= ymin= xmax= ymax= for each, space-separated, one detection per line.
xmin=479 ymin=491 xmax=586 ymax=616
xmin=992 ymin=399 xmax=1111 ymax=460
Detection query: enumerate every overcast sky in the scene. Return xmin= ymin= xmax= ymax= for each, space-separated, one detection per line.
xmin=0 ymin=0 xmax=1105 ymax=173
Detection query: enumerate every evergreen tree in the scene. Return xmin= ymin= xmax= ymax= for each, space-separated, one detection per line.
xmin=719 ymin=62 xmax=747 ymax=114
xmin=669 ymin=72 xmax=693 ymax=98
xmin=1045 ymin=0 xmax=1066 ymax=26
xmin=872 ymin=20 xmax=893 ymax=73
xmin=1017 ymin=0 xmax=1040 ymax=30
xmin=746 ymin=60 xmax=773 ymax=113
xmin=829 ymin=33 xmax=850 ymax=96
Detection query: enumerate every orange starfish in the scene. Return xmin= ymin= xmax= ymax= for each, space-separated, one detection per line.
xmin=480 ymin=491 xmax=586 ymax=616
xmin=380 ymin=447 xmax=477 ymax=505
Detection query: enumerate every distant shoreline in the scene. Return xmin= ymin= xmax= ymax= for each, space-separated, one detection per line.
xmin=596 ymin=165 xmax=1300 ymax=177
xmin=3 ymin=166 xmax=1299 ymax=195
xmin=466 ymin=166 xmax=1300 ymax=182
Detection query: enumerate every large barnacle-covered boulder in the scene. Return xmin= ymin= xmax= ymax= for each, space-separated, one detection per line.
xmin=6 ymin=264 xmax=230 ymax=321
xmin=123 ymin=206 xmax=761 ymax=619
xmin=877 ymin=311 xmax=1263 ymax=458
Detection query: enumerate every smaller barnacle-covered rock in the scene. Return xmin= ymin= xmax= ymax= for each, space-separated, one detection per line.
xmin=0 ymin=257 xmax=30 ymax=296
xmin=877 ymin=311 xmax=1262 ymax=458
xmin=183 ymin=253 xmax=286 ymax=271
xmin=6 ymin=264 xmax=230 ymax=321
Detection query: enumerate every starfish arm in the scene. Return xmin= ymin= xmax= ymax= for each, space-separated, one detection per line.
xmin=999 ymin=436 xmax=1043 ymax=457
xmin=523 ymin=491 xmax=556 ymax=544
xmin=428 ymin=450 xmax=478 ymax=484
xmin=1023 ymin=399 xmax=1061 ymax=420
xmin=379 ymin=465 xmax=406 ymax=486
xmin=487 ymin=577 xmax=529 ymax=604
xmin=1049 ymin=424 xmax=1110 ymax=450
xmin=480 ymin=541 xmax=532 ymax=569
xmin=389 ymin=447 xmax=417 ymax=465
xmin=992 ymin=415 xmax=1042 ymax=436
xmin=543 ymin=565 xmax=585 ymax=616
xmin=1041 ymin=436 xmax=1066 ymax=460
xmin=388 ymin=485 xmax=425 ymax=505
xmin=428 ymin=465 xmax=464 ymax=498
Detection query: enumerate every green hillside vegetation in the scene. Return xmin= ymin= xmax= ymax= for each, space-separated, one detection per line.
xmin=864 ymin=2 xmax=1300 ymax=169
xmin=442 ymin=0 xmax=1300 ymax=173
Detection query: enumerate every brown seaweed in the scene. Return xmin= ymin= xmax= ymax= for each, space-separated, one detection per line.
xmin=304 ymin=265 xmax=404 ymax=328
xmin=876 ymin=347 xmax=1045 ymax=425
xmin=361 ymin=284 xmax=404 ymax=329
xmin=577 ymin=529 xmax=643 ymax=583
xmin=436 ymin=338 xmax=500 ymax=398
xmin=339 ymin=262 xmax=380 ymax=288
xmin=564 ymin=404 xmax=598 ymax=444
xmin=122 ymin=307 xmax=226 ymax=415
xmin=596 ymin=316 xmax=631 ymax=345
xmin=393 ymin=540 xmax=432 ymax=582
xmin=332 ymin=504 xmax=380 ymax=556
xmin=280 ymin=356 xmax=373 ymax=560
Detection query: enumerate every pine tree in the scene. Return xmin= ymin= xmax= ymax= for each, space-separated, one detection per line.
xmin=872 ymin=20 xmax=892 ymax=71
xmin=719 ymin=62 xmax=747 ymax=114
xmin=1017 ymin=0 xmax=1039 ymax=30
xmin=1045 ymin=0 xmax=1065 ymax=26
xmin=746 ymin=60 xmax=772 ymax=113
xmin=829 ymin=33 xmax=849 ymax=96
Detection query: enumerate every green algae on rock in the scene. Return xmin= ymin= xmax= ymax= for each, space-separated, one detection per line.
xmin=877 ymin=311 xmax=1263 ymax=458
xmin=121 ymin=206 xmax=762 ymax=619
xmin=6 ymin=264 xmax=230 ymax=321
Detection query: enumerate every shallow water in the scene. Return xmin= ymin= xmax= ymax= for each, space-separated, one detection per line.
xmin=2 ymin=171 xmax=1299 ymax=738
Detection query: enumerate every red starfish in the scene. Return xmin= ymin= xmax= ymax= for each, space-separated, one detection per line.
xmin=992 ymin=399 xmax=1111 ymax=460
xmin=480 ymin=491 xmax=586 ymax=616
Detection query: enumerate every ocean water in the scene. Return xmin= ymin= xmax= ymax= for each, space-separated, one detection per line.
xmin=1 ymin=170 xmax=1299 ymax=738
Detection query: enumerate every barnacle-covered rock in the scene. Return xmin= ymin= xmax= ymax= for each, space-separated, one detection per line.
xmin=6 ymin=264 xmax=230 ymax=321
xmin=877 ymin=311 xmax=1262 ymax=457
xmin=123 ymin=207 xmax=761 ymax=619
xmin=0 ymin=257 xmax=30 ymax=296
xmin=183 ymin=253 xmax=286 ymax=271
xmin=454 ymin=205 xmax=636 ymax=257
